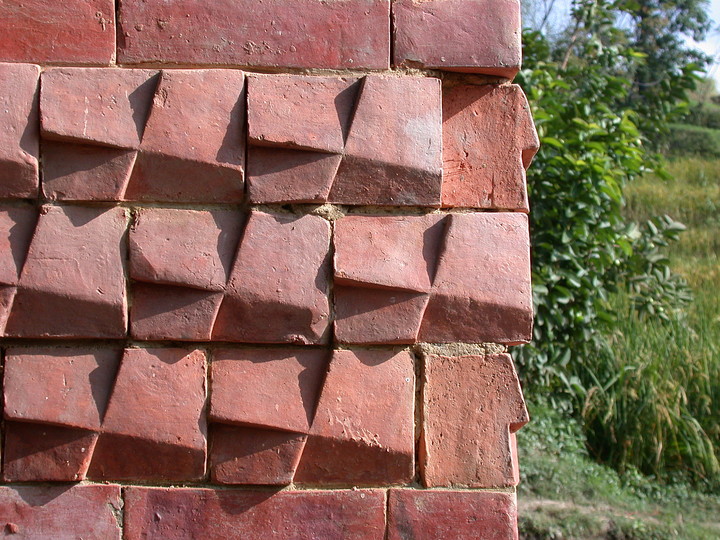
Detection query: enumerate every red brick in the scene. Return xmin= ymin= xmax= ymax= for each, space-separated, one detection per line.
xmin=330 ymin=76 xmax=443 ymax=206
xmin=295 ymin=350 xmax=414 ymax=485
xmin=442 ymin=84 xmax=539 ymax=210
xmin=130 ymin=284 xmax=224 ymax=341
xmin=88 ymin=348 xmax=207 ymax=481
xmin=41 ymin=68 xmax=159 ymax=149
xmin=421 ymin=354 xmax=529 ymax=488
xmin=42 ymin=141 xmax=137 ymax=201
xmin=388 ymin=490 xmax=518 ymax=540
xmin=0 ymin=1 xmax=115 ymax=64
xmin=129 ymin=208 xmax=242 ymax=291
xmin=393 ymin=0 xmax=522 ymax=77
xmin=0 ymin=286 xmax=14 ymax=334
xmin=213 ymin=211 xmax=331 ymax=344
xmin=0 ymin=205 xmax=37 ymax=287
xmin=125 ymin=69 xmax=246 ymax=203
xmin=3 ymin=348 xmax=121 ymax=429
xmin=0 ymin=63 xmax=40 ymax=199
xmin=4 ymin=205 xmax=128 ymax=338
xmin=210 ymin=425 xmax=307 ymax=485
xmin=118 ymin=0 xmax=390 ymax=70
xmin=124 ymin=487 xmax=386 ymax=539
xmin=210 ymin=348 xmax=329 ymax=432
xmin=0 ymin=485 xmax=121 ymax=539
xmin=2 ymin=422 xmax=98 ymax=482
xmin=418 ymin=212 xmax=533 ymax=344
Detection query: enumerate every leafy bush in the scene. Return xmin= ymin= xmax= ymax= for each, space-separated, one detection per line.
xmin=666 ymin=123 xmax=720 ymax=158
xmin=686 ymin=100 xmax=720 ymax=129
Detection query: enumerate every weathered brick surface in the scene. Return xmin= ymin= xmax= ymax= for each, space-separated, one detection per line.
xmin=421 ymin=354 xmax=529 ymax=488
xmin=393 ymin=0 xmax=522 ymax=77
xmin=0 ymin=205 xmax=37 ymax=287
xmin=0 ymin=1 xmax=115 ymax=64
xmin=124 ymin=487 xmax=386 ymax=539
xmin=0 ymin=63 xmax=40 ymax=199
xmin=388 ymin=490 xmax=518 ymax=540
xmin=118 ymin=0 xmax=391 ymax=69
xmin=443 ymin=84 xmax=539 ymax=210
xmin=295 ymin=350 xmax=415 ymax=485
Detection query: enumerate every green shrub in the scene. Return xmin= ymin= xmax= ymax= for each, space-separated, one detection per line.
xmin=666 ymin=123 xmax=720 ymax=158
xmin=686 ymin=101 xmax=720 ymax=129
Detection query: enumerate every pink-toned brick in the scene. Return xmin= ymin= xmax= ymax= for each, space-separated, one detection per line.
xmin=0 ymin=63 xmax=40 ymax=199
xmin=393 ymin=0 xmax=522 ymax=77
xmin=0 ymin=485 xmax=121 ymax=539
xmin=118 ymin=0 xmax=390 ymax=70
xmin=4 ymin=205 xmax=128 ymax=338
xmin=295 ymin=350 xmax=414 ymax=485
xmin=124 ymin=487 xmax=386 ymax=539
xmin=442 ymin=84 xmax=539 ymax=210
xmin=0 ymin=205 xmax=37 ymax=287
xmin=388 ymin=490 xmax=518 ymax=540
xmin=125 ymin=69 xmax=246 ymax=203
xmin=210 ymin=348 xmax=329 ymax=432
xmin=213 ymin=211 xmax=331 ymax=344
xmin=418 ymin=212 xmax=533 ymax=344
xmin=41 ymin=68 xmax=159 ymax=149
xmin=210 ymin=425 xmax=307 ymax=485
xmin=421 ymin=354 xmax=529 ymax=488
xmin=0 ymin=1 xmax=115 ymax=64
xmin=88 ymin=348 xmax=207 ymax=481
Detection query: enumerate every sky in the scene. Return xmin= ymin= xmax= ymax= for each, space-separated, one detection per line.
xmin=687 ymin=0 xmax=720 ymax=89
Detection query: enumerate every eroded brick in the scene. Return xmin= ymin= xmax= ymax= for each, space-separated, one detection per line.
xmin=393 ymin=0 xmax=522 ymax=77
xmin=124 ymin=487 xmax=386 ymax=539
xmin=421 ymin=353 xmax=529 ymax=488
xmin=0 ymin=1 xmax=114 ymax=64
xmin=0 ymin=63 xmax=40 ymax=199
xmin=295 ymin=350 xmax=414 ymax=485
xmin=118 ymin=0 xmax=390 ymax=70
xmin=0 ymin=205 xmax=37 ymax=286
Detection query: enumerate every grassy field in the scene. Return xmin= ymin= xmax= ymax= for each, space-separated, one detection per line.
xmin=518 ymin=157 xmax=720 ymax=538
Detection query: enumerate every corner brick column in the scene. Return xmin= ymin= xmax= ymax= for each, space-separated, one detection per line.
xmin=0 ymin=1 xmax=537 ymax=538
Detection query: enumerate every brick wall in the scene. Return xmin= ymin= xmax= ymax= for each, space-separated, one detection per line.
xmin=0 ymin=1 xmax=538 ymax=538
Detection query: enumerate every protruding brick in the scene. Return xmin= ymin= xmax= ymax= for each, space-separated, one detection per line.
xmin=0 ymin=63 xmax=40 ymax=199
xmin=88 ymin=348 xmax=207 ymax=481
xmin=393 ymin=0 xmax=522 ymax=77
xmin=418 ymin=212 xmax=533 ymax=344
xmin=129 ymin=208 xmax=242 ymax=291
xmin=125 ymin=70 xmax=246 ymax=203
xmin=0 ymin=1 xmax=115 ymax=64
xmin=3 ymin=422 xmax=98 ymax=482
xmin=4 ymin=205 xmax=128 ymax=338
xmin=210 ymin=425 xmax=307 ymax=485
xmin=210 ymin=348 xmax=329 ymax=432
xmin=0 ymin=485 xmax=121 ymax=539
xmin=388 ymin=490 xmax=518 ymax=540
xmin=118 ymin=0 xmax=390 ymax=70
xmin=124 ymin=487 xmax=386 ymax=539
xmin=0 ymin=205 xmax=37 ymax=286
xmin=421 ymin=354 xmax=529 ymax=488
xmin=295 ymin=350 xmax=414 ymax=485
xmin=442 ymin=84 xmax=539 ymax=210
xmin=41 ymin=68 xmax=159 ymax=149
xmin=4 ymin=348 xmax=121 ymax=429
xmin=213 ymin=211 xmax=331 ymax=344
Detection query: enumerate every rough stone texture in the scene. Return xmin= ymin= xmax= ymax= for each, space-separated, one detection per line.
xmin=210 ymin=348 xmax=329 ymax=433
xmin=247 ymin=75 xmax=442 ymax=206
xmin=393 ymin=0 xmax=522 ymax=77
xmin=118 ymin=0 xmax=391 ymax=69
xmin=210 ymin=425 xmax=307 ymax=485
xmin=0 ymin=485 xmax=122 ymax=539
xmin=88 ymin=348 xmax=207 ymax=481
xmin=388 ymin=490 xmax=519 ymax=540
xmin=0 ymin=1 xmax=115 ymax=64
xmin=213 ymin=211 xmax=331 ymax=344
xmin=0 ymin=63 xmax=40 ymax=199
xmin=124 ymin=487 xmax=386 ymax=539
xmin=442 ymin=84 xmax=539 ymax=210
xmin=421 ymin=353 xmax=529 ymax=488
xmin=294 ymin=350 xmax=415 ymax=485
xmin=418 ymin=212 xmax=533 ymax=344
xmin=125 ymin=69 xmax=246 ymax=203
xmin=3 ymin=205 xmax=128 ymax=338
